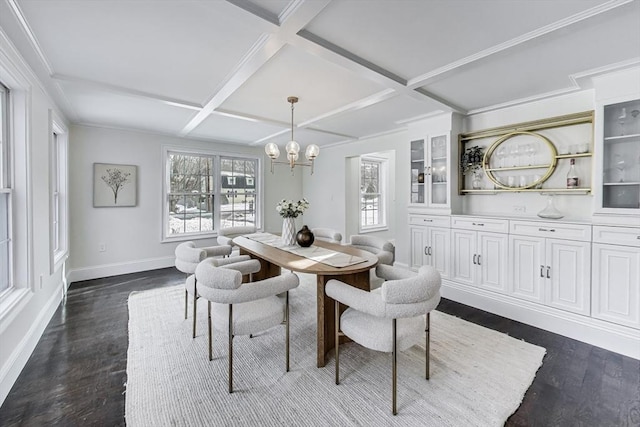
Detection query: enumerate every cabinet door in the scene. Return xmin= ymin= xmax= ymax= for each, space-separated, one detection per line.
xmin=478 ymin=232 xmax=508 ymax=293
xmin=592 ymin=243 xmax=640 ymax=329
xmin=428 ymin=134 xmax=449 ymax=208
xmin=410 ymin=227 xmax=427 ymax=270
xmin=410 ymin=140 xmax=425 ymax=205
xmin=509 ymin=235 xmax=545 ymax=303
xmin=452 ymin=229 xmax=476 ymax=286
xmin=546 ymin=239 xmax=591 ymax=315
xmin=428 ymin=226 xmax=450 ymax=279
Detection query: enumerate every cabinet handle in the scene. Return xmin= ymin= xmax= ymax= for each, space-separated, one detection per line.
xmin=472 ymin=222 xmax=485 ymax=226
xmin=637 ymin=236 xmax=640 ymax=240
xmin=540 ymin=265 xmax=544 ymax=278
xmin=539 ymin=228 xmax=547 ymax=232
xmin=428 ymin=247 xmax=432 ymax=256
xmin=423 ymin=219 xmax=433 ymax=222
xmin=473 ymin=254 xmax=477 ymax=265
xmin=546 ymin=266 xmax=551 ymax=279
xmin=477 ymin=254 xmax=481 ymax=265
xmin=538 ymin=228 xmax=556 ymax=233
xmin=424 ymin=246 xmax=428 ymax=256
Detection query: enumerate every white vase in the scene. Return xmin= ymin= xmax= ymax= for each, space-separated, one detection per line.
xmin=281 ymin=217 xmax=296 ymax=246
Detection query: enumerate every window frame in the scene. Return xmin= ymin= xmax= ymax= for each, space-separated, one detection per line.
xmin=359 ymin=156 xmax=388 ymax=233
xmin=0 ymin=81 xmax=11 ymax=298
xmin=161 ymin=146 xmax=261 ymax=242
xmin=49 ymin=110 xmax=68 ymax=273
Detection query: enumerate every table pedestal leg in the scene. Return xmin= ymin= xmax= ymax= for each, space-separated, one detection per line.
xmin=316 ymin=271 xmax=370 ymax=368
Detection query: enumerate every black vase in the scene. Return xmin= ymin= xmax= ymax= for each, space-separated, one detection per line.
xmin=296 ymin=225 xmax=315 ymax=247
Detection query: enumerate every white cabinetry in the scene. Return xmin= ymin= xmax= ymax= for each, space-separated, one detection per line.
xmin=591 ymin=225 xmax=640 ymax=329
xmin=509 ymin=221 xmax=591 ymax=315
xmin=409 ymin=214 xmax=450 ymax=278
xmin=451 ymin=216 xmax=508 ymax=293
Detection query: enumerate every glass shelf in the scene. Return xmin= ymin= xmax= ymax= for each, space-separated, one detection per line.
xmin=485 ymin=164 xmax=552 ymax=172
xmin=603 ymin=182 xmax=640 ymax=186
xmin=604 ymin=133 xmax=640 ymax=141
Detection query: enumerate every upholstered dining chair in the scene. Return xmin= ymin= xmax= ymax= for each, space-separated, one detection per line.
xmin=311 ymin=227 xmax=343 ymax=244
xmin=217 ymin=225 xmax=257 ymax=250
xmin=194 ymin=258 xmax=300 ymax=393
xmin=349 ymin=235 xmax=395 ymax=265
xmin=325 ymin=264 xmax=441 ymax=415
xmin=174 ymin=241 xmax=233 ymax=338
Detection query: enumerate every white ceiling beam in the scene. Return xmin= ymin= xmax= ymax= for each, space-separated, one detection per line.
xmin=51 ymin=73 xmax=203 ymax=111
xmin=179 ymin=0 xmax=333 ymax=137
xmin=407 ymin=0 xmax=635 ymax=88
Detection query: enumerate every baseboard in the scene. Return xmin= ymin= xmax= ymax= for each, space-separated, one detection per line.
xmin=441 ymin=280 xmax=640 ymax=360
xmin=0 ymin=279 xmax=64 ymax=405
xmin=67 ymin=256 xmax=175 ymax=284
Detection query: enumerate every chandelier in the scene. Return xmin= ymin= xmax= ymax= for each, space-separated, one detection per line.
xmin=265 ymin=96 xmax=319 ymax=174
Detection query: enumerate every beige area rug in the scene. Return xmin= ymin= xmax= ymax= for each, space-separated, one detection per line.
xmin=126 ymin=274 xmax=545 ymax=426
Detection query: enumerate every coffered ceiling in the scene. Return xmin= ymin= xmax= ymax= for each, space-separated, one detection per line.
xmin=1 ymin=0 xmax=638 ymax=148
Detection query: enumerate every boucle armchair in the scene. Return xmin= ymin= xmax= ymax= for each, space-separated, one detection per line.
xmin=325 ymin=264 xmax=441 ymax=415
xmin=217 ymin=225 xmax=257 ymax=248
xmin=174 ymin=241 xmax=234 ymax=338
xmin=312 ymin=227 xmax=343 ymax=244
xmin=349 ymin=235 xmax=395 ymax=265
xmin=194 ymin=258 xmax=300 ymax=393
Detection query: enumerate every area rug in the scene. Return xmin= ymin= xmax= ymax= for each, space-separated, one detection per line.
xmin=125 ymin=274 xmax=545 ymax=426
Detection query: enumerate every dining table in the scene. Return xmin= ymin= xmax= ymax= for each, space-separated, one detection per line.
xmin=232 ymin=235 xmax=379 ymax=368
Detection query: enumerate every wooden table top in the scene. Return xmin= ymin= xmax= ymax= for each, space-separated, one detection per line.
xmin=233 ymin=236 xmax=378 ymax=276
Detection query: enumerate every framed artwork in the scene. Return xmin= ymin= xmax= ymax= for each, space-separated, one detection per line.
xmin=93 ymin=163 xmax=137 ymax=207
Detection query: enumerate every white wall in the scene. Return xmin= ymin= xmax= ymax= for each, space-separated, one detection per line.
xmin=68 ymin=125 xmax=302 ymax=282
xmin=303 ymin=131 xmax=407 ymax=263
xmin=0 ymin=30 xmax=68 ymax=404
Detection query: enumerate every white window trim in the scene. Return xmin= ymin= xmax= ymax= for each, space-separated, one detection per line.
xmin=49 ymin=110 xmax=68 ymax=273
xmin=160 ymin=145 xmax=262 ymax=243
xmin=0 ymin=51 xmax=35 ymax=321
xmin=359 ymin=156 xmax=388 ymax=233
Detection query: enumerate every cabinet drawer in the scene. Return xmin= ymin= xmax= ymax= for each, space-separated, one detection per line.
xmin=510 ymin=220 xmax=591 ymax=241
xmin=593 ymin=225 xmax=640 ymax=247
xmin=451 ymin=216 xmax=509 ymax=233
xmin=409 ymin=214 xmax=450 ymax=228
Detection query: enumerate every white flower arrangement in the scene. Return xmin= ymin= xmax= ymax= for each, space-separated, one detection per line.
xmin=276 ymin=198 xmax=309 ymax=218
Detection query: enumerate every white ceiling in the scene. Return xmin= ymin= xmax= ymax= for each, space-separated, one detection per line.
xmin=1 ymin=0 xmax=639 ymax=148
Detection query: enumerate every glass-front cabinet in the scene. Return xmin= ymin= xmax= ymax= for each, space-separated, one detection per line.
xmin=410 ymin=134 xmax=450 ymax=209
xmin=599 ymin=99 xmax=640 ymax=211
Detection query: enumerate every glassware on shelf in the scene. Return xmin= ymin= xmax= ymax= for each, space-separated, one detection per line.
xmin=495 ymin=146 xmax=507 ymax=168
xmin=509 ymin=144 xmax=520 ymax=167
xmin=618 ymin=108 xmax=627 ymax=136
xmin=614 ymin=154 xmax=626 ymax=182
xmin=537 ymin=195 xmax=564 ymax=219
xmin=472 ymin=170 xmax=482 ymax=189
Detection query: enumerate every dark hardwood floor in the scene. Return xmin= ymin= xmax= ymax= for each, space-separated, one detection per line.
xmin=1 ymin=267 xmax=638 ymax=426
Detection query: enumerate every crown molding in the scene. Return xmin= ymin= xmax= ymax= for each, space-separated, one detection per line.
xmin=6 ymin=0 xmax=54 ymax=75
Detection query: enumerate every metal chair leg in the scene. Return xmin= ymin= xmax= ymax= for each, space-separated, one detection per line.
xmin=426 ymin=312 xmax=431 ymax=380
xmin=285 ymin=291 xmax=290 ymax=372
xmin=192 ymin=279 xmax=198 ymax=338
xmin=228 ymin=304 xmax=233 ymax=393
xmin=392 ymin=318 xmax=397 ymax=416
xmin=184 ymin=290 xmax=188 ymax=320
xmin=335 ymin=299 xmax=340 ymax=385
xmin=208 ymin=301 xmax=213 ymax=361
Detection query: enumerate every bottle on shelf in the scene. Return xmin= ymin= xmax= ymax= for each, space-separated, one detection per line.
xmin=567 ymin=158 xmax=579 ymax=188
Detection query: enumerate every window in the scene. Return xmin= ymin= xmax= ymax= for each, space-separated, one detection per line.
xmin=163 ymin=149 xmax=259 ymax=240
xmin=0 ymin=82 xmax=10 ymax=294
xmin=220 ymin=157 xmax=257 ymax=229
xmin=50 ymin=115 xmax=68 ymax=272
xmin=360 ymin=157 xmax=387 ymax=231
